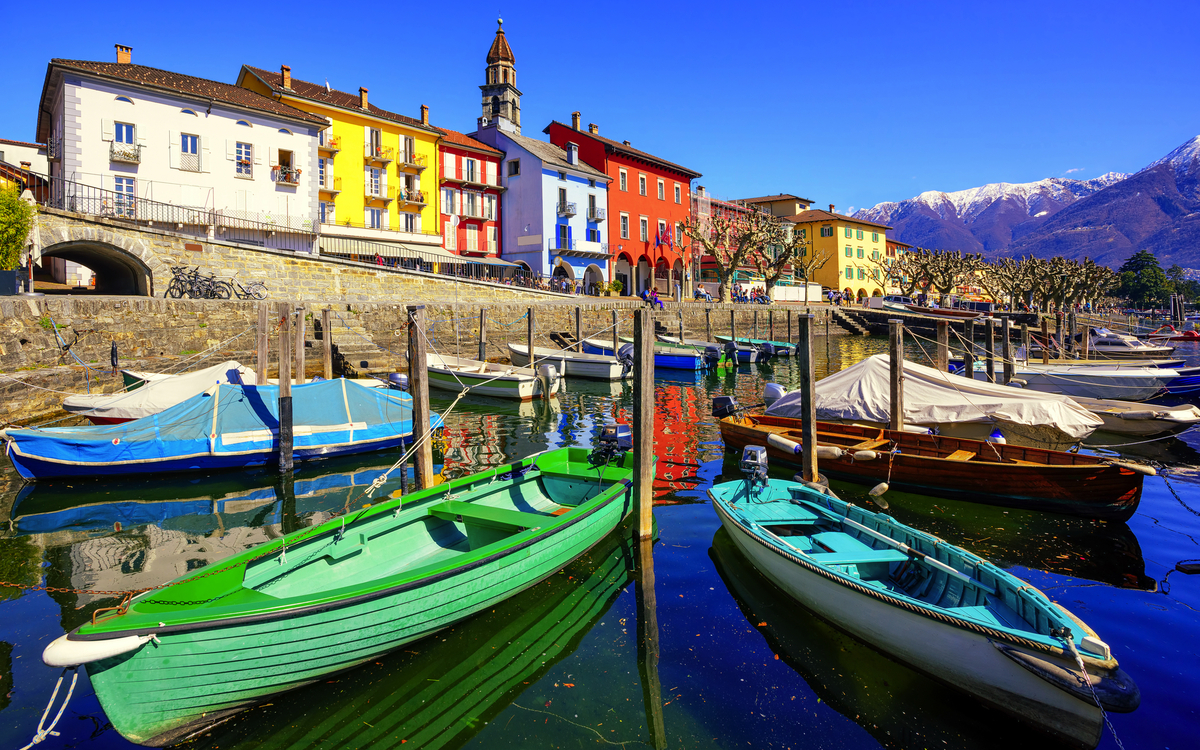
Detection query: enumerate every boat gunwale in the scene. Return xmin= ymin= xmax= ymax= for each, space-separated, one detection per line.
xmin=68 ymin=453 xmax=633 ymax=641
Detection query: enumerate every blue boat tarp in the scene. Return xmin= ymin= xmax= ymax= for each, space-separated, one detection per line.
xmin=2 ymin=380 xmax=439 ymax=480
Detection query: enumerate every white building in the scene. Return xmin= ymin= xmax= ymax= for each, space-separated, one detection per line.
xmin=0 ymin=138 xmax=48 ymax=173
xmin=36 ymin=45 xmax=324 ymax=232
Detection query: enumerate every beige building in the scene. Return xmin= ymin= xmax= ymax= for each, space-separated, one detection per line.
xmin=782 ymin=206 xmax=895 ymax=299
xmin=738 ymin=192 xmax=814 ymax=218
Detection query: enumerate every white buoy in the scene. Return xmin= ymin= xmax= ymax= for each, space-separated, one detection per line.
xmin=815 ymin=445 xmax=844 ymax=460
xmin=986 ymin=428 xmax=1007 ymax=445
xmin=869 ymin=482 xmax=889 ymax=496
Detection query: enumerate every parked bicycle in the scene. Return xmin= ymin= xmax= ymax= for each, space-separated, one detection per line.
xmin=167 ymin=266 xmax=232 ymax=299
xmin=226 ymin=277 xmax=268 ymax=300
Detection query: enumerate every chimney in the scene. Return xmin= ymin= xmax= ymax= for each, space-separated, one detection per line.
xmin=359 ymin=87 xmax=369 ymax=110
xmin=829 ymin=203 xmax=836 ymax=214
xmin=281 ymin=65 xmax=292 ymax=89
xmin=622 ymin=140 xmax=631 ymax=147
xmin=571 ymin=111 xmax=581 ymax=130
xmin=698 ymin=186 xmax=707 ymax=197
xmin=20 ymin=161 xmax=30 ymax=170
xmin=588 ymin=123 xmax=598 ymax=135
xmin=567 ymin=142 xmax=579 ymax=165
xmin=115 ymin=44 xmax=132 ymax=64
xmin=420 ymin=104 xmax=429 ymax=126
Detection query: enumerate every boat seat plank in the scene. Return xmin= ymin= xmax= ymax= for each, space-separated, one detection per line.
xmin=944 ymin=450 xmax=976 ymax=461
xmin=1007 ymin=458 xmax=1042 ymax=465
xmin=849 ymin=438 xmax=891 ymax=451
xmin=742 ymin=505 xmax=819 ymax=525
xmin=809 ymin=550 xmax=910 ymax=566
xmin=428 ymin=501 xmax=548 ymax=530
xmin=811 ymin=531 xmax=874 ymax=554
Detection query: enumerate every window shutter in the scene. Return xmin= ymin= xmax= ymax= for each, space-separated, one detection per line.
xmin=269 ymin=146 xmax=278 ymax=167
xmin=444 ymin=152 xmax=454 ymax=179
xmin=383 ymin=210 xmax=390 ymax=230
xmin=101 ymin=119 xmax=113 ymax=141
xmin=380 ymin=168 xmax=388 ymax=190
xmin=200 ymin=142 xmax=211 ymax=173
xmin=137 ymin=130 xmax=147 ymax=147
xmin=168 ymin=130 xmax=180 ymax=169
xmin=327 ymin=160 xmax=334 ymax=181
xmin=364 ymin=125 xmax=371 ymax=153
xmin=226 ymin=140 xmax=235 ymax=160
xmin=253 ymin=145 xmax=262 ymax=165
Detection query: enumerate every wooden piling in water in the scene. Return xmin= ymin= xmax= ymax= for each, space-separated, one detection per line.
xmin=769 ymin=310 xmax=774 ymax=341
xmin=294 ymin=305 xmax=306 ymax=385
xmin=1041 ymin=318 xmax=1050 ymax=365
xmin=478 ymin=308 xmax=488 ymax=361
xmin=575 ymin=307 xmax=582 ymax=352
xmin=936 ymin=321 xmax=949 ymax=373
xmin=730 ymin=310 xmax=736 ymax=341
xmin=635 ymin=534 xmax=666 ymax=750
xmin=787 ymin=310 xmax=793 ymax=344
xmin=407 ymin=305 xmax=434 ymax=490
xmin=797 ymin=314 xmax=818 ymax=483
xmin=705 ymin=308 xmax=712 ymax=341
xmin=754 ymin=309 xmax=759 ymax=339
xmin=634 ymin=309 xmax=655 ymax=540
xmin=1002 ymin=317 xmax=1014 ymax=384
xmin=527 ymin=307 xmax=535 ymax=360
xmin=322 ymin=308 xmax=333 ymax=380
xmin=278 ymin=302 xmax=293 ymax=473
xmin=985 ymin=319 xmax=995 ymax=384
xmin=889 ymin=320 xmax=904 ymax=430
xmin=256 ymin=302 xmax=269 ymax=383
xmin=962 ymin=320 xmax=975 ymax=378
xmin=678 ymin=311 xmax=684 ymax=343
xmin=612 ymin=309 xmax=620 ymax=354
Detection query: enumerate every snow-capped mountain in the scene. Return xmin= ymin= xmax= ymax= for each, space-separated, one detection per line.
xmin=854 ymin=173 xmax=1128 ymax=254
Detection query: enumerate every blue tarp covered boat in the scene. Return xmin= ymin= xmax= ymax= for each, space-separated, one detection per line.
xmin=2 ymin=379 xmax=437 ymax=480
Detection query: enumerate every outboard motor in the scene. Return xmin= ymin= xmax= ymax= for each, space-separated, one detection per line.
xmin=764 ymin=383 xmax=787 ymax=404
xmin=712 ymin=395 xmax=740 ymax=419
xmin=616 ymin=343 xmax=635 ymax=378
xmin=723 ymin=340 xmax=740 ymax=363
xmin=740 ymin=445 xmax=770 ymax=494
xmin=757 ymin=342 xmax=776 ymax=358
xmin=536 ymin=364 xmax=560 ymax=400
xmin=589 ymin=423 xmax=632 ymax=467
xmin=388 ymin=372 xmax=410 ymax=391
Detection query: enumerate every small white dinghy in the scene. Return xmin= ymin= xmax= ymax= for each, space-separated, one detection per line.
xmin=426 ymin=353 xmax=560 ymax=401
xmin=62 ymin=361 xmax=257 ymax=424
xmin=507 ymin=343 xmax=629 ymax=381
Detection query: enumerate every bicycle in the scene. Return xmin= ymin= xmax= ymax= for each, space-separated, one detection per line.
xmin=226 ymin=277 xmax=268 ymax=300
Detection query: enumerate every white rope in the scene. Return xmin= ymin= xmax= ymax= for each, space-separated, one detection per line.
xmin=18 ymin=667 xmax=77 ymax=750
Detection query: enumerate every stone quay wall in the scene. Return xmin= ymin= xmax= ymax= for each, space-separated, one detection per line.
xmin=0 ymin=296 xmax=840 ymax=424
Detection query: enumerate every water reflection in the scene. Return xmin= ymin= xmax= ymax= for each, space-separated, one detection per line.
xmin=709 ymin=528 xmax=1046 ymax=750
xmin=186 ymin=525 xmax=636 ymax=750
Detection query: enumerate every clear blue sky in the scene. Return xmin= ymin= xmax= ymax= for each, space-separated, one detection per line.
xmin=4 ymin=0 xmax=1198 ymax=213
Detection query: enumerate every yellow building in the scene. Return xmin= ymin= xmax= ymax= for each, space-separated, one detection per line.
xmin=783 ymin=207 xmax=896 ymax=299
xmin=237 ymin=65 xmax=443 ymax=253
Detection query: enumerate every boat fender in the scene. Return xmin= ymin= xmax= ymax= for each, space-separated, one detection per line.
xmin=43 ymin=633 xmax=156 ymax=667
xmin=766 ymin=433 xmax=802 ymax=455
xmin=816 ymin=446 xmax=844 ymax=460
xmin=1108 ymin=460 xmax=1157 ymax=476
xmin=1006 ymin=378 xmax=1028 ymax=387
xmin=853 ymin=450 xmax=879 ymax=461
xmin=869 ymin=482 xmax=889 ymax=496
xmin=1115 ymin=410 xmax=1157 ymax=420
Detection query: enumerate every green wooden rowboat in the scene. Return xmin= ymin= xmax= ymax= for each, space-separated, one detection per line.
xmin=41 ymin=444 xmax=638 ymax=747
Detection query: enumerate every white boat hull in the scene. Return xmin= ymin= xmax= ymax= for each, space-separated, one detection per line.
xmin=715 ymin=503 xmax=1104 ymax=747
xmin=426 ymin=353 xmax=559 ymax=400
xmin=507 ymin=344 xmax=627 ymax=381
xmin=981 ymin=368 xmax=1172 ymax=401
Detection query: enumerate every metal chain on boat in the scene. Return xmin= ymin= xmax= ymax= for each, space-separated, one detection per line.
xmin=1058 ymin=634 xmax=1127 ymax=750
xmin=17 ymin=666 xmax=77 ymax=750
xmin=1161 ymin=472 xmax=1200 ymax=518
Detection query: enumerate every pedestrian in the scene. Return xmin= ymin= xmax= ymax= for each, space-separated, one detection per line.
xmin=650 ymin=288 xmax=664 ymax=310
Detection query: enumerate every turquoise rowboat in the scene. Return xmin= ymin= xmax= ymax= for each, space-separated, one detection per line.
xmin=710 ymin=452 xmax=1138 ymax=748
xmin=42 ymin=443 xmax=639 ymax=746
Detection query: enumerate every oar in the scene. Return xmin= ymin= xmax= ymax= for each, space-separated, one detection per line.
xmin=841 ymin=516 xmax=997 ymax=595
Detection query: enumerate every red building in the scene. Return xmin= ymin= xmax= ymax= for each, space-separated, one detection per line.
xmin=437 ymin=127 xmax=504 ymax=258
xmin=544 ymin=113 xmax=700 ymax=297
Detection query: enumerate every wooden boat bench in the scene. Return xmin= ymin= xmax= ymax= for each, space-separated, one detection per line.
xmin=428 ymin=500 xmax=548 ymax=531
xmin=849 ymin=438 xmax=891 ymax=451
xmin=943 ymin=450 xmax=976 ymax=461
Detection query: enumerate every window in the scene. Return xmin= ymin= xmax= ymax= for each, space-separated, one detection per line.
xmin=368 ymin=167 xmax=381 ymax=196
xmin=845 ymin=246 xmax=852 ymax=257
xmin=557 ymin=223 xmax=569 ymax=248
xmin=799 ymin=228 xmax=807 ymax=240
xmin=278 ymin=128 xmax=292 ymax=135
xmin=558 ymin=171 xmax=566 ymax=181
xmin=845 ymin=267 xmax=853 ymax=280
xmin=488 ymin=226 xmax=498 ymax=253
xmin=820 ymin=225 xmax=833 ymax=237
xmin=367 ymin=208 xmax=382 ymax=229
xmin=872 ymin=231 xmax=879 ymax=242
xmin=114 ymin=122 xmax=135 ymax=144
xmin=588 ymin=179 xmax=596 ymax=188
xmin=639 ymin=217 xmax=648 ymax=241
xmin=236 ymin=120 xmax=251 ymax=127
xmin=657 ymin=179 xmax=665 ymax=200
xmin=319 ymin=201 xmax=335 ymax=224
xmin=177 ymin=133 xmax=199 ymax=171
xmin=466 ymin=226 xmax=478 ymax=252
xmin=857 ymin=248 xmax=863 ymax=258
xmin=856 ymin=229 xmax=864 ymax=240
xmin=871 ymin=250 xmax=880 ymax=260
xmin=638 ymin=175 xmax=646 ymax=196
xmin=402 ymin=213 xmax=417 ymax=233
xmin=558 ymin=187 xmax=568 ymax=208
xmin=620 ymin=213 xmax=629 ymax=239
xmin=236 ymin=142 xmax=252 ymax=177
xmin=318 ymin=158 xmax=326 ymax=186
xmin=367 ymin=128 xmax=382 ymax=155
xmin=445 ymin=221 xmax=457 ymax=250
xmin=115 ymin=96 xmax=134 ymax=104
xmin=464 ymin=158 xmax=477 ymax=182
xmin=484 ymin=195 xmax=496 ymax=220
xmin=587 ymin=227 xmax=600 ymax=242
xmin=113 ymin=176 xmax=135 ymax=216
xmin=181 ymin=108 xmax=197 ymax=116
xmin=619 ymin=170 xmax=627 ymax=191
xmin=844 ymin=227 xmax=852 ymax=238
xmin=674 ymin=184 xmax=681 ymax=204
xmin=657 ymin=220 xmax=667 ymax=240
xmin=857 ymin=268 xmax=866 ymax=280
xmin=676 ymin=223 xmax=683 ymax=246
xmin=508 ymin=159 xmax=520 ymax=176
xmin=441 ymin=187 xmax=454 ymax=214
xmin=465 ymin=192 xmax=479 ymax=217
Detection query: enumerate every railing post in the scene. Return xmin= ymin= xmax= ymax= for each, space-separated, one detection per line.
xmin=322 ymin=308 xmax=333 ymax=380
xmin=634 ymin=309 xmax=655 ymax=539
xmin=407 ymin=305 xmax=434 ymax=490
xmin=278 ymin=302 xmax=293 ymax=473
xmin=796 ymin=314 xmax=818 ymax=483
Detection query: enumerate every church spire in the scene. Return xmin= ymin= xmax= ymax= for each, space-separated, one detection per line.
xmin=480 ymin=18 xmax=521 ymax=133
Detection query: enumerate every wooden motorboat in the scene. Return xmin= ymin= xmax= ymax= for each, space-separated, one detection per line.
xmin=506 ymin=343 xmax=629 ymax=381
xmin=709 ymin=459 xmax=1139 ymax=748
xmin=579 ymin=338 xmax=711 ymax=371
xmin=426 ymin=353 xmax=560 ymax=400
xmin=714 ymin=334 xmax=797 ymax=356
xmin=41 ymin=441 xmax=639 ymax=747
xmin=716 ymin=410 xmax=1148 ymax=520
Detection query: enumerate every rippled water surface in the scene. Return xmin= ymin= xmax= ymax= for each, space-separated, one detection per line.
xmin=1 ymin=337 xmax=1198 ymax=750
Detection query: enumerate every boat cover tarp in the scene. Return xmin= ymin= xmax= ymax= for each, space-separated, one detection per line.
xmin=768 ymin=354 xmax=1102 ymax=439
xmin=6 ymin=380 xmax=423 ymax=471
xmin=63 ymin=361 xmax=257 ymax=421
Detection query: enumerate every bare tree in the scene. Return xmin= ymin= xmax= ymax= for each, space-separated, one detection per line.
xmin=750 ymin=224 xmax=831 ymax=302
xmin=866 ymin=251 xmax=922 ymax=297
xmin=680 ymin=209 xmax=777 ymax=303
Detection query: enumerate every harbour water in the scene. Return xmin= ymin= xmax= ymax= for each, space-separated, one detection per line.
xmin=1 ymin=336 xmax=1197 ymax=749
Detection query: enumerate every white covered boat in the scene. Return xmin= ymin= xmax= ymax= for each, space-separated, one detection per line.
xmin=1072 ymin=397 xmax=1200 ymax=438
xmin=958 ymin=360 xmax=1177 ymax=401
xmin=507 ymin=343 xmax=628 ymax=381
xmin=426 ymin=353 xmax=560 ymax=400
xmin=62 ymin=361 xmax=257 ymax=424
xmin=1030 ymin=328 xmax=1175 ymax=359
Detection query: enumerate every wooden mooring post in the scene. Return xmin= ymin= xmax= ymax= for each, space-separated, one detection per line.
xmin=294 ymin=305 xmax=306 ymax=385
xmin=754 ymin=309 xmax=759 ymax=339
xmin=768 ymin=310 xmax=774 ymax=341
xmin=796 ymin=314 xmax=819 ymax=483
xmin=1002 ymin=317 xmax=1014 ymax=384
xmin=985 ymin=319 xmax=996 ymax=384
xmin=612 ymin=309 xmax=620 ymax=354
xmin=730 ymin=310 xmax=736 ymax=341
xmin=635 ymin=534 xmax=666 ymax=750
xmin=278 ymin=302 xmax=293 ymax=473
xmin=478 ymin=308 xmax=488 ymax=361
xmin=936 ymin=321 xmax=949 ymax=373
xmin=407 ymin=305 xmax=434 ymax=490
xmin=889 ymin=320 xmax=904 ymax=430
xmin=527 ymin=307 xmax=535 ymax=358
xmin=633 ymin=309 xmax=655 ymax=540
xmin=678 ymin=311 xmax=685 ymax=343
xmin=1067 ymin=311 xmax=1077 ymax=357
xmin=962 ymin=321 xmax=975 ymax=378
xmin=1041 ymin=318 xmax=1050 ymax=365
xmin=705 ymin=308 xmax=712 ymax=341
xmin=321 ymin=308 xmax=333 ymax=380
xmin=575 ymin=306 xmax=582 ymax=352
xmin=256 ymin=302 xmax=269 ymax=383
xmin=787 ymin=310 xmax=793 ymax=344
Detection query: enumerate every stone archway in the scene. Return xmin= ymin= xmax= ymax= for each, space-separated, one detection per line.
xmin=37 ymin=220 xmax=166 ymax=296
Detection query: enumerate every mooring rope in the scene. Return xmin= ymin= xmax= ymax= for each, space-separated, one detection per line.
xmin=18 ymin=667 xmax=77 ymax=750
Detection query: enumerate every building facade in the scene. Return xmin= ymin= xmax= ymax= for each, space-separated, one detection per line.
xmin=36 ymin=47 xmax=325 ymax=234
xmin=782 ymin=207 xmax=895 ymax=298
xmin=738 ymin=193 xmax=814 ymax=218
xmin=0 ymin=138 xmax=48 ymax=174
xmin=237 ymin=64 xmax=443 ymax=254
xmin=544 ymin=114 xmax=700 ymax=297
xmin=438 ymin=128 xmax=503 ymax=258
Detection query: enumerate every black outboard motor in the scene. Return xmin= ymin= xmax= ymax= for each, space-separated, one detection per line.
xmin=703 ymin=344 xmax=722 ymax=369
xmin=712 ymin=395 xmax=740 ymax=419
xmin=740 ymin=445 xmax=769 ymax=491
xmin=757 ymin=342 xmax=776 ymax=358
xmin=589 ymin=423 xmax=633 ymax=467
xmin=723 ymin=340 xmax=740 ymax=363
xmin=616 ymin=343 xmax=635 ymax=378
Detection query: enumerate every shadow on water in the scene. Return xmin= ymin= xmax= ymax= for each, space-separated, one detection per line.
xmin=708 ymin=527 xmax=1050 ymax=750
xmin=182 ymin=525 xmax=636 ymax=750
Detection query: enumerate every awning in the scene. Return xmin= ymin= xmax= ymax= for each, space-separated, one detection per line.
xmin=318 ymin=236 xmax=517 ymax=267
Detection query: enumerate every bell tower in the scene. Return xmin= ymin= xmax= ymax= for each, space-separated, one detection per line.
xmin=479 ymin=18 xmax=521 ymax=134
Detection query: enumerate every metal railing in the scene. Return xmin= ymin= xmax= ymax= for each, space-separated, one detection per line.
xmin=319 ymin=134 xmax=341 ymax=152
xmin=180 ymin=152 xmax=201 ymax=173
xmin=364 ymin=183 xmax=395 ymax=201
xmin=588 ymin=206 xmax=606 ymax=221
xmin=548 ymin=238 xmax=577 ymax=252
xmin=110 ymin=142 xmax=141 ymax=164
xmin=320 ymin=176 xmax=342 ymax=193
xmin=398 ymin=189 xmax=426 ymax=205
xmin=400 ymin=152 xmax=426 ymax=169
xmin=365 ymin=144 xmax=394 ymax=162
xmin=557 ymin=201 xmax=577 ymax=217
xmin=47 ymin=137 xmax=63 ymax=161
xmin=273 ymin=166 xmax=301 ymax=185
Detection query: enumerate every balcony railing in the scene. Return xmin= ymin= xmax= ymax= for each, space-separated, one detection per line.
xmin=180 ymin=152 xmax=201 ymax=173
xmin=548 ymin=238 xmax=577 ymax=252
xmin=588 ymin=206 xmax=606 ymax=222
xmin=365 ymin=184 xmax=395 ymax=202
xmin=400 ymin=152 xmax=427 ymax=170
xmin=398 ymin=189 xmax=426 ymax=206
xmin=319 ymin=135 xmax=341 ymax=153
xmin=110 ymin=142 xmax=141 ymax=164
xmin=557 ymin=201 xmax=577 ymax=217
xmin=365 ymin=144 xmax=394 ymax=163
xmin=320 ymin=176 xmax=342 ymax=194
xmin=273 ymin=166 xmax=301 ymax=185
xmin=461 ymin=204 xmax=485 ymax=219
xmin=47 ymin=137 xmax=63 ymax=161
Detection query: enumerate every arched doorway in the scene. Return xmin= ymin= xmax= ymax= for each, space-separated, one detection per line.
xmin=672 ymin=259 xmax=685 ymax=298
xmin=614 ymin=253 xmax=633 ymax=296
xmin=872 ymin=288 xmax=883 ymax=297
xmin=857 ymin=288 xmax=868 ymax=300
xmin=583 ymin=264 xmax=605 ymax=295
xmin=39 ymin=239 xmax=155 ymax=295
xmin=654 ymin=259 xmax=670 ymax=294
xmin=636 ymin=257 xmax=651 ymax=296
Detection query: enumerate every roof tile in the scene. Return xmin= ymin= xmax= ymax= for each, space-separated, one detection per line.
xmin=544 ymin=121 xmax=701 ymax=179
xmin=243 ymin=66 xmax=440 ymax=133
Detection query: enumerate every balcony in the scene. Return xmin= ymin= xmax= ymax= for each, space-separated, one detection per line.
xmin=365 ymin=184 xmax=395 ymax=203
xmin=588 ymin=206 xmax=606 ymax=222
xmin=461 ymin=204 xmax=486 ymax=220
xmin=319 ymin=176 xmax=342 ymax=195
xmin=400 ymin=152 xmax=427 ymax=171
xmin=180 ymin=152 xmax=201 ymax=173
xmin=548 ymin=238 xmax=576 ymax=252
xmin=273 ymin=166 xmax=301 ymax=186
xmin=47 ymin=137 xmax=63 ymax=161
xmin=319 ymin=135 xmax=341 ymax=154
xmin=110 ymin=141 xmax=141 ymax=164
xmin=365 ymin=144 xmax=394 ymax=164
xmin=556 ymin=201 xmax=577 ymax=217
xmin=398 ymin=189 xmax=426 ymax=209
